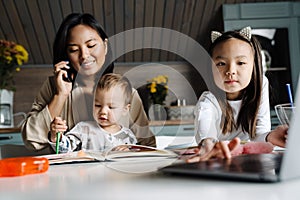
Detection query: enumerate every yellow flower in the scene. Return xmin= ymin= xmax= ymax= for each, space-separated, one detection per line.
xmin=0 ymin=39 xmax=29 ymax=90
xmin=150 ymin=82 xmax=157 ymax=93
xmin=156 ymin=75 xmax=167 ymax=84
xmin=14 ymin=45 xmax=29 ymax=65
xmin=147 ymin=75 xmax=168 ymax=105
xmin=6 ymin=56 xmax=13 ymax=63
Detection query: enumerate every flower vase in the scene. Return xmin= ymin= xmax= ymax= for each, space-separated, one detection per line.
xmin=0 ymin=89 xmax=14 ymax=128
xmin=149 ymin=104 xmax=167 ymax=121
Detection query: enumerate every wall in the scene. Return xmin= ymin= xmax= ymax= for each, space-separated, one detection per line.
xmin=12 ymin=62 xmax=207 ymax=116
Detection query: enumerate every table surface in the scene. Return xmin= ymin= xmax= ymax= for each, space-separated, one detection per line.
xmin=1 ymin=159 xmax=300 ymax=200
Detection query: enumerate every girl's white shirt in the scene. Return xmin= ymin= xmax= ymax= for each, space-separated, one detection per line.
xmin=194 ymin=76 xmax=271 ymax=144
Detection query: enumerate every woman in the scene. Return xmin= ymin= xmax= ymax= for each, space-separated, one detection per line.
xmin=22 ymin=13 xmax=156 ymax=153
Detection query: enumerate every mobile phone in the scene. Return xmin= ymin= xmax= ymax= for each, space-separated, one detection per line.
xmin=62 ymin=67 xmax=75 ymax=82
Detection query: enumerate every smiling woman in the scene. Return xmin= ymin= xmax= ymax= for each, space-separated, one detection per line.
xmin=21 ymin=13 xmax=156 ymax=154
xmin=65 ymin=24 xmax=108 ymax=77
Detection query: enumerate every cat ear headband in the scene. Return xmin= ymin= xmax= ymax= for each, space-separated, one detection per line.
xmin=211 ymin=26 xmax=252 ymax=43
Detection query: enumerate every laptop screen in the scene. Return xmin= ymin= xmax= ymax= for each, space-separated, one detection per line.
xmin=161 ymin=153 xmax=282 ymax=182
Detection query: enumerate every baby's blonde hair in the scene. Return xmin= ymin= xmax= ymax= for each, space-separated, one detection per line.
xmin=97 ymin=73 xmax=132 ymax=105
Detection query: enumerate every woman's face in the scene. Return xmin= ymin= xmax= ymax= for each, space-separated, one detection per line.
xmin=67 ymin=24 xmax=107 ymax=76
xmin=212 ymin=38 xmax=254 ymax=100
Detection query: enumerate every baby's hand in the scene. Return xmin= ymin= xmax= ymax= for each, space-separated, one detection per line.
xmin=50 ymin=117 xmax=68 ymax=142
xmin=112 ymin=145 xmax=131 ymax=152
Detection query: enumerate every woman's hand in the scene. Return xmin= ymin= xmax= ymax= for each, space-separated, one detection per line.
xmin=186 ymin=137 xmax=241 ymax=163
xmin=50 ymin=117 xmax=68 ymax=142
xmin=49 ymin=61 xmax=74 ymax=119
xmin=266 ymin=125 xmax=288 ymax=148
xmin=53 ymin=61 xmax=73 ymax=96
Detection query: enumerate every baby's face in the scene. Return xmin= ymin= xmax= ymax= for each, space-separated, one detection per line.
xmin=94 ymin=85 xmax=129 ymax=128
xmin=212 ymin=38 xmax=254 ymax=100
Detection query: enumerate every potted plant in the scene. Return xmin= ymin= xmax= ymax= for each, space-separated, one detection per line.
xmin=0 ymin=39 xmax=29 ymax=128
xmin=0 ymin=39 xmax=29 ymax=90
xmin=147 ymin=75 xmax=168 ymax=120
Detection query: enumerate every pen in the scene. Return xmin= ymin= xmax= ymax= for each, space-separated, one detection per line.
xmin=286 ymin=83 xmax=294 ymax=107
xmin=56 ymin=132 xmax=61 ymax=154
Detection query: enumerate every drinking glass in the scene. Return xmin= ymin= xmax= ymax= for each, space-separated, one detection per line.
xmin=274 ymin=103 xmax=295 ymax=125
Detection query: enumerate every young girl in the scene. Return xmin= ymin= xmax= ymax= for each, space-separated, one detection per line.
xmin=188 ymin=27 xmax=288 ymax=162
xmin=49 ymin=73 xmax=137 ymax=153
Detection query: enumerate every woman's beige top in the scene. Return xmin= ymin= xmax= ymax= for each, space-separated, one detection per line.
xmin=22 ymin=76 xmax=156 ymax=153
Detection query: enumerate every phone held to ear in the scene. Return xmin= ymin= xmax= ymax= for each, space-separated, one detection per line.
xmin=62 ymin=67 xmax=75 ymax=82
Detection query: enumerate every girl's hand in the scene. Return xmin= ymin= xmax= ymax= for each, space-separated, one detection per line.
xmin=186 ymin=137 xmax=241 ymax=163
xmin=53 ymin=61 xmax=73 ymax=96
xmin=50 ymin=117 xmax=68 ymax=142
xmin=266 ymin=125 xmax=288 ymax=148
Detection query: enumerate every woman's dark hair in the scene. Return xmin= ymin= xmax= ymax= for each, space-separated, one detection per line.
xmin=209 ymin=30 xmax=263 ymax=139
xmin=53 ymin=13 xmax=114 ymax=76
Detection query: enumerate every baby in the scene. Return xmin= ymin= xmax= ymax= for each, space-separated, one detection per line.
xmin=49 ymin=73 xmax=137 ymax=153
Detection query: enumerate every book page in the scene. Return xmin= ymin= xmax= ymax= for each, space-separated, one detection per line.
xmin=105 ymin=144 xmax=178 ymax=161
xmin=37 ymin=144 xmax=178 ymax=165
xmin=103 ymin=144 xmax=179 ymax=173
xmin=37 ymin=150 xmax=105 ymax=165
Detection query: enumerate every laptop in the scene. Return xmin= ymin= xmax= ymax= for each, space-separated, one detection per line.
xmin=159 ymin=77 xmax=300 ymax=182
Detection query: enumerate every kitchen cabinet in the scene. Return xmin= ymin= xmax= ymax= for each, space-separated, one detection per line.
xmin=150 ymin=120 xmax=196 ymax=149
xmin=150 ymin=124 xmax=194 ymax=137
xmin=149 ymin=120 xmax=194 ymax=137
xmin=0 ymin=128 xmax=23 ymax=145
xmin=0 ymin=128 xmax=26 ymax=158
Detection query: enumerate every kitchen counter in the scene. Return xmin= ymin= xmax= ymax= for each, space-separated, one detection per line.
xmin=0 ymin=121 xmax=195 ymax=146
xmin=0 ymin=120 xmax=194 ymax=133
xmin=149 ymin=120 xmax=194 ymax=126
xmin=0 ymin=127 xmax=21 ymax=134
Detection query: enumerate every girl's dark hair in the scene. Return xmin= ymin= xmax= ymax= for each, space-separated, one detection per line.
xmin=53 ymin=13 xmax=114 ymax=77
xmin=209 ymin=30 xmax=263 ymax=139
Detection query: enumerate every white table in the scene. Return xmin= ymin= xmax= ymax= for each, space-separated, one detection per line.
xmin=1 ymin=160 xmax=300 ymax=200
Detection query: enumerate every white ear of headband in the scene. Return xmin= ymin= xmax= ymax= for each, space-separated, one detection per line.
xmin=211 ymin=26 xmax=252 ymax=43
xmin=211 ymin=31 xmax=222 ymax=43
xmin=239 ymin=26 xmax=252 ymax=41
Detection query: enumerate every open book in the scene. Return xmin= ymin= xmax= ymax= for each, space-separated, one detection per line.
xmin=38 ymin=144 xmax=178 ymax=165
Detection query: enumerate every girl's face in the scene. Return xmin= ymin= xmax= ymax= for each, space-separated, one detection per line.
xmin=94 ymin=85 xmax=130 ymax=131
xmin=212 ymin=38 xmax=254 ymax=100
xmin=67 ymin=24 xmax=107 ymax=76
